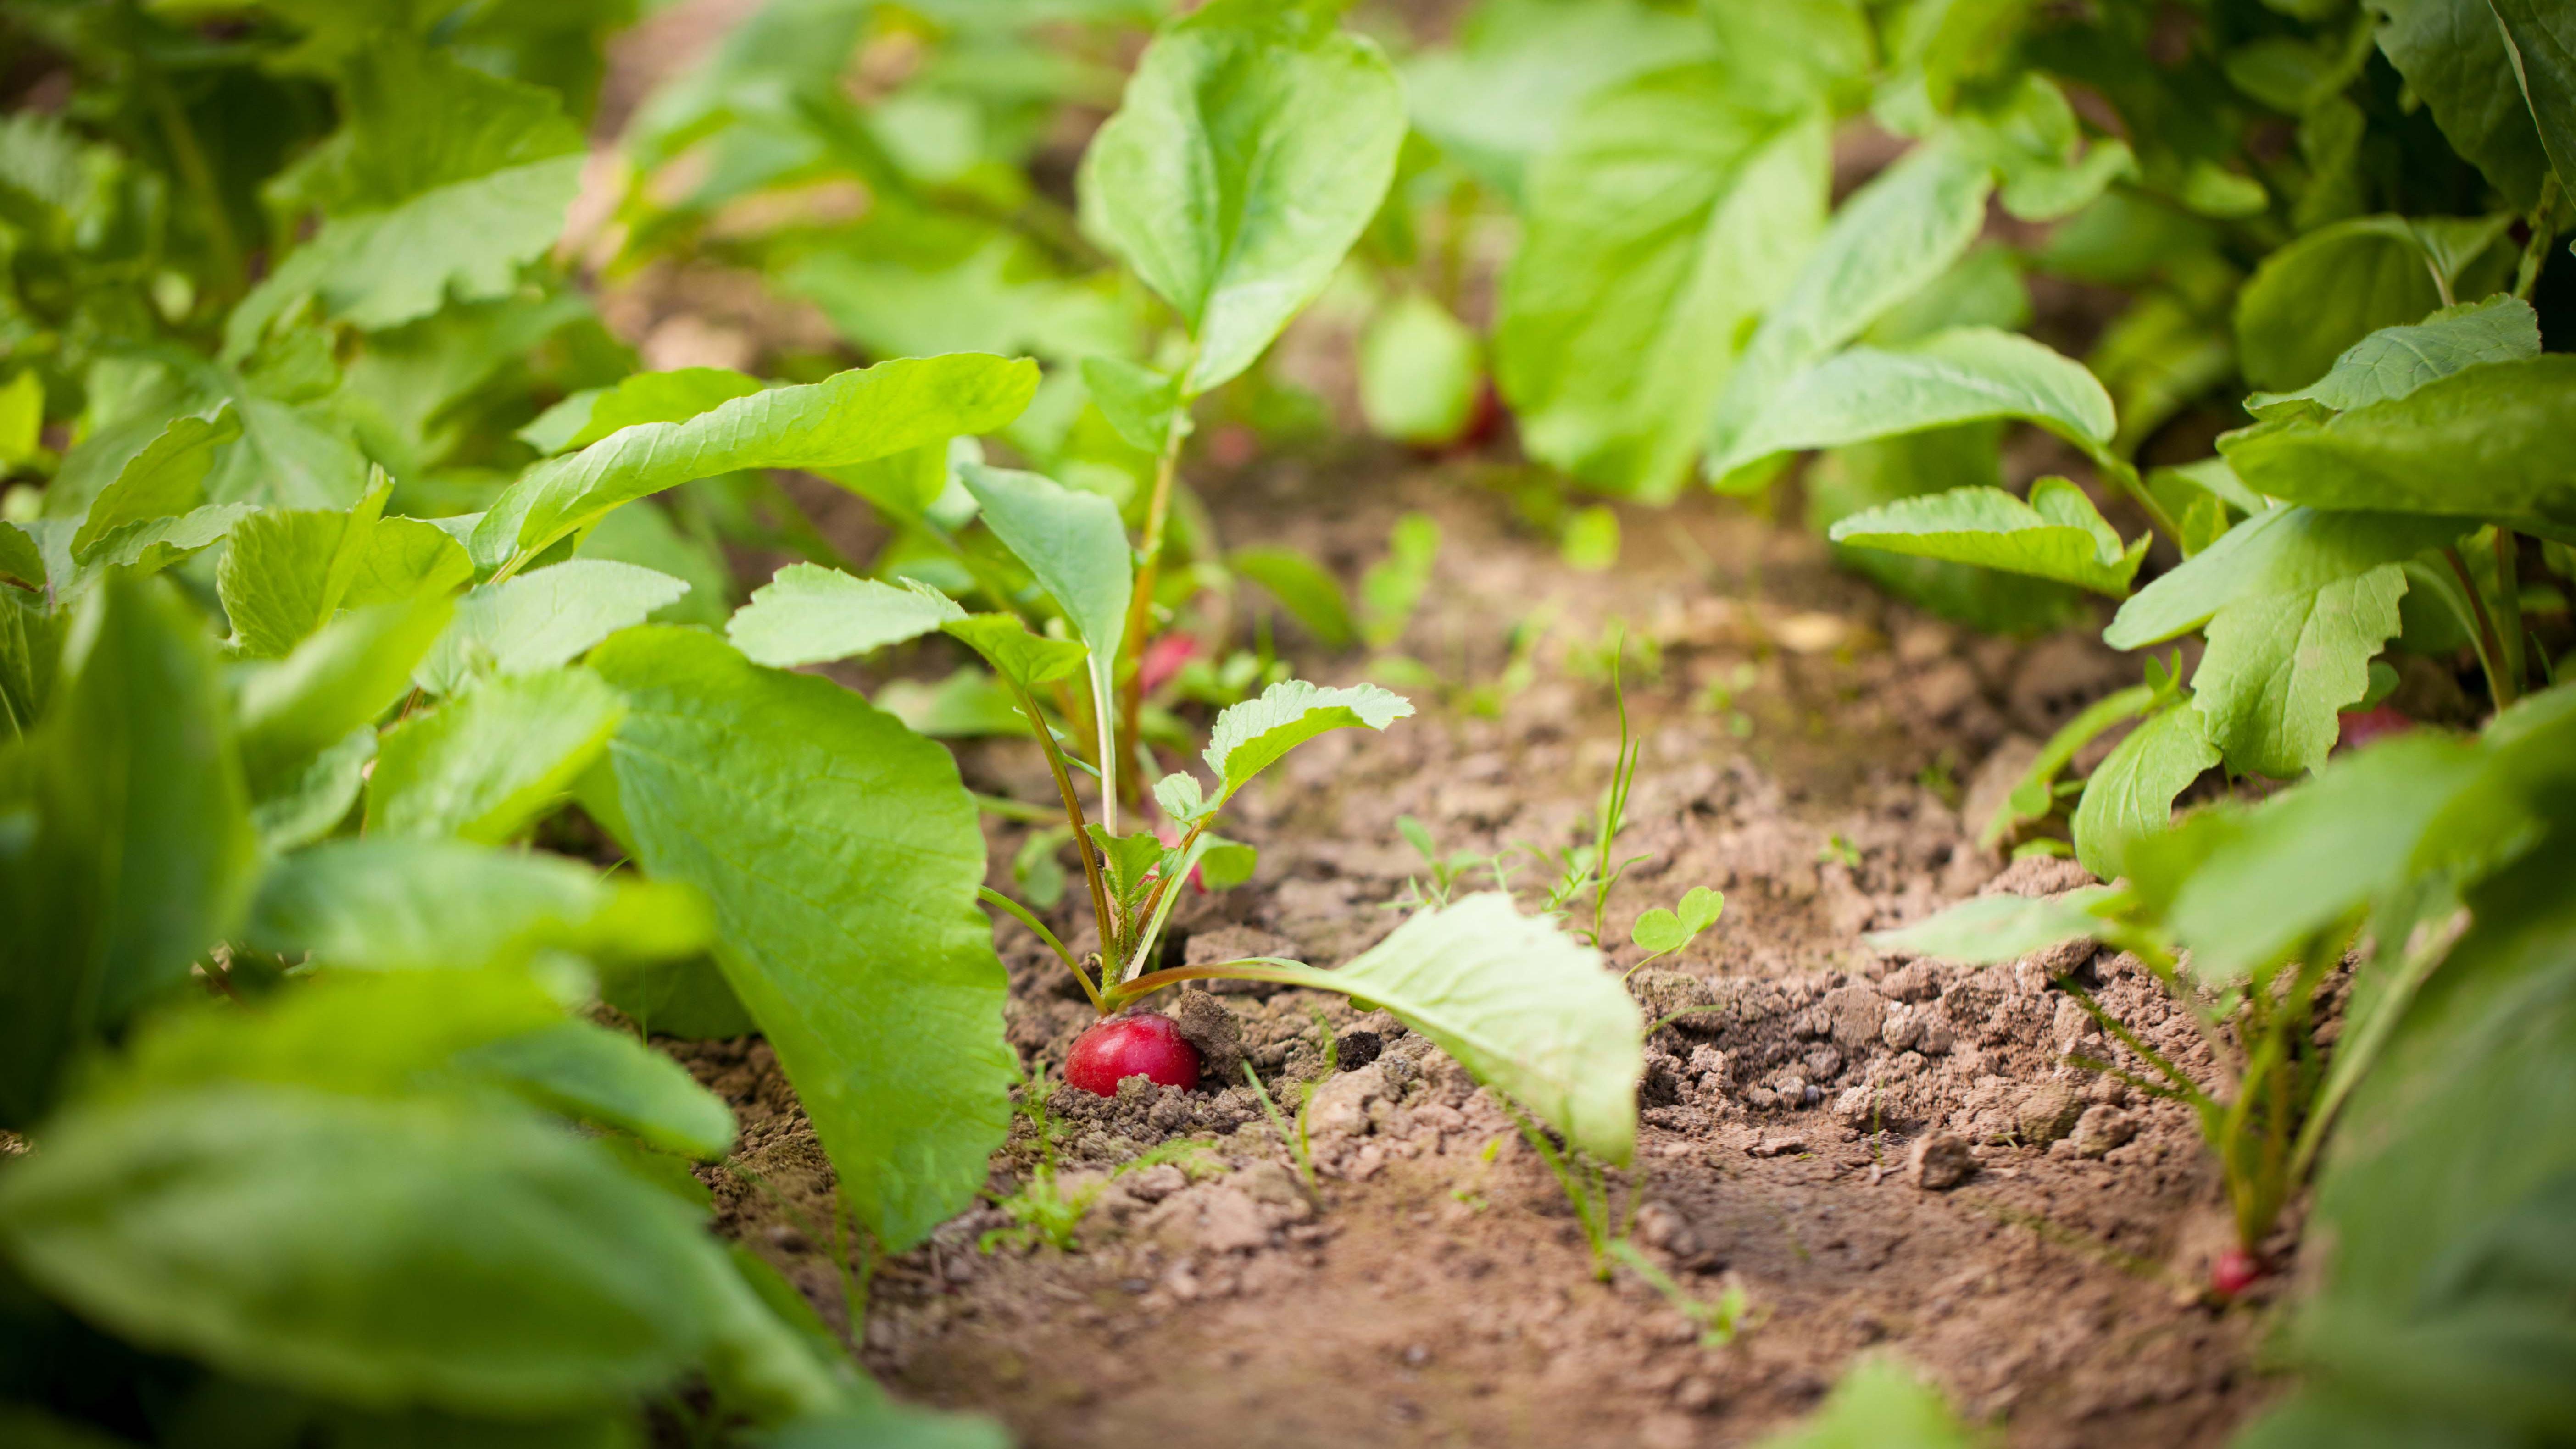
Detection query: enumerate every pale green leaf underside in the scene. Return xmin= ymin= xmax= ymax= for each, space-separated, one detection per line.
xmin=1251 ymin=893 xmax=1640 ymax=1163
xmin=367 ymin=667 xmax=625 ymax=842
xmin=727 ymin=564 xmax=967 ymax=669
xmin=2191 ymin=565 xmax=2408 ymax=779
xmin=589 ymin=628 xmax=1013 ymax=1250
xmin=1202 ymin=679 xmax=1414 ymax=801
xmin=472 ymin=355 xmax=1040 ymax=571
xmin=2243 ymin=295 xmax=2541 ymax=420
xmin=70 ymin=407 xmax=241 ymax=559
xmin=1827 ymin=477 xmax=2145 ymax=596
xmin=2071 ymin=705 xmax=2220 ymax=882
xmin=417 ymin=560 xmax=690 ymax=696
xmin=1864 ymin=886 xmax=2122 ymax=964
xmin=1713 ymin=327 xmax=2116 ymax=477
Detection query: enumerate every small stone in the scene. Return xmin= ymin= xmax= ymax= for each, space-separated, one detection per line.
xmin=1305 ymin=1062 xmax=1388 ymax=1140
xmin=1124 ymin=1162 xmax=1188 ymax=1202
xmin=1882 ymin=1003 xmax=1924 ymax=1051
xmin=1674 ymin=1375 xmax=1723 ymax=1412
xmin=1185 ymin=1184 xmax=1269 ymax=1254
xmin=1635 ymin=1200 xmax=1698 ymax=1254
xmin=1820 ymin=984 xmax=1890 ymax=1051
xmin=1803 ymin=1044 xmax=1845 ymax=1081
xmin=1833 ymin=1085 xmax=1875 ymax=1126
xmin=2071 ymin=1105 xmax=2137 ymax=1158
xmin=1909 ymin=1132 xmax=1975 ymax=1190
xmin=1749 ymin=1135 xmax=1808 ymax=1158
xmin=2014 ymin=1085 xmax=2085 ymax=1144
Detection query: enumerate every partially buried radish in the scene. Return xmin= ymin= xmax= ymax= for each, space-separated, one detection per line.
xmin=2210 ymin=1246 xmax=2264 ymax=1299
xmin=1065 ymin=1013 xmax=1201 ymax=1095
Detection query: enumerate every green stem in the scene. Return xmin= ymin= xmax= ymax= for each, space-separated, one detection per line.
xmin=2444 ymin=546 xmax=2517 ymax=709
xmin=2515 ymin=173 xmax=2561 ymax=302
xmin=1113 ymin=344 xmax=1202 ymax=809
xmin=1007 ymin=674 xmax=1121 ymax=971
xmin=978 ymin=887 xmax=1101 ymax=1012
xmin=2493 ymin=528 xmax=2526 ymax=700
xmin=2098 ymin=455 xmax=2186 ymax=550
xmin=1102 ymin=955 xmax=1319 ymax=1014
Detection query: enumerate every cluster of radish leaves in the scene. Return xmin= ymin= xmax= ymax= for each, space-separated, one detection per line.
xmin=0 ymin=4 xmax=1650 ymax=1445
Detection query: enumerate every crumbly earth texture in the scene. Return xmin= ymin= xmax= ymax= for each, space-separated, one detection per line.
xmin=653 ymin=454 xmax=2292 ymax=1448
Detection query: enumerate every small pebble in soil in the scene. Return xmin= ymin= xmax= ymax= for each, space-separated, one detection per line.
xmin=1910 ymin=1132 xmax=1976 ymax=1190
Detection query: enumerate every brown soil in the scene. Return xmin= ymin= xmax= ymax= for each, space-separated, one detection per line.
xmin=658 ymin=450 xmax=2285 ymax=1449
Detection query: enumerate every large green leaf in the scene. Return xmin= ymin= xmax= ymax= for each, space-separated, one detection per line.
xmin=1825 ymin=477 xmax=2144 ymax=596
xmin=1197 ymin=679 xmax=1413 ymax=808
xmin=249 ymin=838 xmax=711 ymax=975
xmin=728 ymin=566 xmax=968 ymax=669
xmin=2219 ymin=357 xmax=2576 ymax=533
xmin=1234 ymin=893 xmax=1639 ymax=1163
xmin=416 ymin=561 xmax=690 ymax=696
xmin=223 ymin=46 xmax=586 ymax=348
xmin=2191 ymin=565 xmax=2407 ymax=779
xmin=1807 ymin=424 xmax=2084 ymax=636
xmin=2493 ymin=0 xmax=2576 ymax=198
xmin=456 ymin=1021 xmax=738 ymax=1161
xmin=588 ymin=628 xmax=1013 ymax=1249
xmin=1492 ymin=62 xmax=1829 ymax=498
xmin=1714 ymin=328 xmax=2114 ymax=478
xmin=0 ymin=577 xmax=257 ymax=1126
xmin=2369 ymin=0 xmax=2552 ymax=206
xmin=957 ymin=463 xmax=1129 ymax=802
xmin=2233 ymin=216 xmax=2499 ymax=392
xmin=216 ymin=482 xmax=393 ymax=659
xmin=471 ymin=355 xmax=1040 ymax=574
xmin=236 ymin=594 xmax=455 ymax=799
xmin=0 ymin=1086 xmax=784 ymax=1418
xmin=1752 ymin=1354 xmax=1984 ymax=1449
xmin=1866 ymin=887 xmax=2122 ymax=965
xmin=2244 ymin=295 xmax=2543 ymax=420
xmin=2070 ymin=704 xmax=2220 ymax=882
xmin=366 ymin=668 xmax=624 ymax=842
xmin=523 ymin=369 xmax=769 ymax=456
xmin=343 ymin=517 xmax=475 ymax=608
xmin=1706 ymin=142 xmax=1994 ymax=486
xmin=1075 ymin=0 xmax=1406 ymax=394
xmin=2106 ymin=505 xmax=2461 ymax=649
xmin=68 ymin=407 xmax=241 ymax=560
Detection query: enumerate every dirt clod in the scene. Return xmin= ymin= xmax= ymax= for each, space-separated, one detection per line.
xmin=1909 ymin=1132 xmax=1977 ymax=1190
xmin=1170 ymin=988 xmax=1246 ymax=1084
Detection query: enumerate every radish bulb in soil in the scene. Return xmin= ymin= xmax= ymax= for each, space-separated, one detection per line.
xmin=1066 ymin=1014 xmax=1201 ymax=1094
xmin=2211 ymin=1247 xmax=2264 ymax=1299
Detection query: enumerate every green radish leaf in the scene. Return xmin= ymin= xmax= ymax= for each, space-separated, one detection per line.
xmin=939 ymin=615 xmax=1088 ymax=693
xmin=69 ymin=407 xmax=241 ymax=559
xmin=2162 ymin=731 xmax=2488 ymax=980
xmin=727 ymin=565 xmax=967 ymax=670
xmin=1229 ymin=546 xmax=1357 ymax=650
xmin=249 ymin=727 xmax=375 ymax=853
xmin=1079 ymin=357 xmax=1187 ymax=454
xmin=1752 ymin=1355 xmax=1983 ymax=1449
xmin=957 ymin=462 xmax=1130 ymax=804
xmin=2107 ymin=506 xmax=2459 ymax=649
xmin=342 ymin=516 xmax=474 ymax=607
xmin=2368 ymin=0 xmax=2553 ymax=206
xmin=1154 ymin=771 xmax=1209 ymax=825
xmin=1493 ymin=64 xmax=1826 ymax=497
xmin=2492 ymin=0 xmax=2576 ymax=198
xmin=2191 ymin=565 xmax=2408 ymax=779
xmin=1827 ymin=477 xmax=2146 ymax=597
xmin=455 ymin=1021 xmax=737 ymax=1161
xmin=1809 ymin=425 xmax=2084 ymax=636
xmin=1984 ymin=683 xmax=2159 ymax=848
xmin=1202 ymin=679 xmax=1414 ymax=805
xmin=1076 ymin=0 xmax=1407 ymax=395
xmin=1864 ymin=886 xmax=2125 ymax=965
xmin=1713 ymin=328 xmax=2117 ymax=479
xmin=216 ymin=480 xmax=392 ymax=658
xmin=2220 ymin=357 xmax=2576 ymax=533
xmin=236 ymin=594 xmax=455 ymax=799
xmin=0 ymin=1085 xmax=798 ymax=1418
xmin=417 ymin=561 xmax=690 ymax=696
xmin=589 ymin=627 xmax=1013 ymax=1250
xmin=2070 ymin=704 xmax=2221 ymax=882
xmin=367 ymin=667 xmax=624 ymax=842
xmin=0 ymin=589 xmax=56 ymax=736
xmin=1707 ymin=142 xmax=1995 ymax=487
xmin=813 ymin=441 xmax=956 ymax=526
xmin=1678 ymin=886 xmax=1725 ymax=935
xmin=1088 ymin=826 xmax=1168 ymax=916
xmin=1631 ymin=909 xmax=1687 ymax=954
xmin=2243 ymin=295 xmax=2542 ymax=420
xmin=1196 ymin=837 xmax=1258 ymax=892
xmin=1360 ymin=291 xmax=1485 ymax=450
xmin=1360 ymin=512 xmax=1441 ymax=650
xmin=223 ymin=47 xmax=587 ymax=349
xmin=2232 ymin=215 xmax=2503 ymax=392
xmin=1247 ymin=893 xmax=1641 ymax=1163
xmin=249 ymin=837 xmax=711 ymax=975
xmin=0 ymin=520 xmax=43 ymax=593
xmin=539 ymin=368 xmax=768 ymax=455
xmin=73 ymin=504 xmax=256 ymax=588
xmin=0 ymin=576 xmax=257 ymax=1126
xmin=472 ymin=355 xmax=1039 ymax=573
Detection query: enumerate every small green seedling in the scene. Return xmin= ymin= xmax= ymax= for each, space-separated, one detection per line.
xmin=1627 ymin=886 xmax=1725 ymax=980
